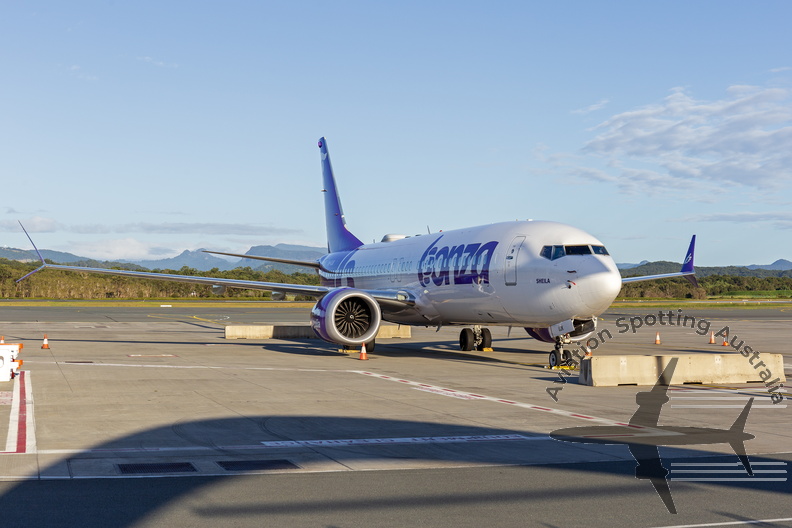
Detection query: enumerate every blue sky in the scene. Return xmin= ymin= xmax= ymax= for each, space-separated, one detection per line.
xmin=1 ymin=1 xmax=791 ymax=266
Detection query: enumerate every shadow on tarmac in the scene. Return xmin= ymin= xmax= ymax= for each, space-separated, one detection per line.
xmin=0 ymin=416 xmax=788 ymax=527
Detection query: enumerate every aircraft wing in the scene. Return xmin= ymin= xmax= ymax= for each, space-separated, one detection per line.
xmin=201 ymin=250 xmax=322 ymax=270
xmin=629 ymin=357 xmax=677 ymax=428
xmin=628 ymin=442 xmax=676 ymax=514
xmin=621 ymin=235 xmax=697 ymax=287
xmin=18 ymin=262 xmax=333 ymax=297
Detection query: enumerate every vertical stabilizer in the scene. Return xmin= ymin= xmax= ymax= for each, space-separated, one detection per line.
xmin=318 ymin=137 xmax=364 ymax=253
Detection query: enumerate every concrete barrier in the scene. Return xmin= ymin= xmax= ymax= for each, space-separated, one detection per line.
xmin=579 ymin=353 xmax=786 ymax=387
xmin=225 ymin=324 xmax=411 ymax=340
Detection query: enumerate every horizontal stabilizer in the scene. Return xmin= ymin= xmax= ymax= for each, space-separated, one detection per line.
xmin=202 ymin=250 xmax=321 ymax=269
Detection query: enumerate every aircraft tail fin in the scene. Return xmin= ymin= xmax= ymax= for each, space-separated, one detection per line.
xmin=318 ymin=137 xmax=363 ymax=253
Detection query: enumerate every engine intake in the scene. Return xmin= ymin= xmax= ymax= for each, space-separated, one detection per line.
xmin=310 ymin=288 xmax=381 ymax=346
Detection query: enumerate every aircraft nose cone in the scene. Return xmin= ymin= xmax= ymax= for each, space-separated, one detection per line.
xmin=577 ymin=263 xmax=622 ymax=313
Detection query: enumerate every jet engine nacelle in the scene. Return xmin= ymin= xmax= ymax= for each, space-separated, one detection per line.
xmin=310 ymin=288 xmax=381 ymax=346
xmin=525 ymin=318 xmax=597 ymax=343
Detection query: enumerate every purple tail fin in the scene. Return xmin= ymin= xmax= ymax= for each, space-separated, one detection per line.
xmin=318 ymin=137 xmax=364 ymax=253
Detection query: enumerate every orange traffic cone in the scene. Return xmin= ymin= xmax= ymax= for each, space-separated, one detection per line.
xmin=722 ymin=332 xmax=729 ymax=346
xmin=709 ymin=332 xmax=715 ymax=344
xmin=654 ymin=332 xmax=661 ymax=345
xmin=41 ymin=334 xmax=50 ymax=349
xmin=0 ymin=336 xmax=4 ymax=343
xmin=359 ymin=343 xmax=369 ymax=360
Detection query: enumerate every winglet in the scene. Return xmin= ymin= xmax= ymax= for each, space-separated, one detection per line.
xmin=318 ymin=137 xmax=364 ymax=253
xmin=16 ymin=222 xmax=48 ymax=283
xmin=681 ymin=235 xmax=697 ymax=287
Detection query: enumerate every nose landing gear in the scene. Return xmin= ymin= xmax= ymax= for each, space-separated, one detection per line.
xmin=549 ymin=335 xmax=590 ymax=368
xmin=459 ymin=325 xmax=492 ymax=351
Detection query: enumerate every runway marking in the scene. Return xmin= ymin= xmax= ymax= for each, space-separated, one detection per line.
xmin=3 ymin=372 xmax=35 ymax=454
xmin=648 ymin=517 xmax=792 ymax=528
xmin=357 ymin=371 xmax=640 ymax=427
xmin=36 ymin=434 xmax=551 ymax=456
xmin=258 ymin=434 xmax=547 ymax=448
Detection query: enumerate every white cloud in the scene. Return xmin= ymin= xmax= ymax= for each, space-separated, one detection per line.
xmin=571 ymin=98 xmax=609 ymax=115
xmin=65 ymin=238 xmax=169 ymax=261
xmin=574 ymin=85 xmax=792 ymax=193
xmin=1 ymin=220 xmax=301 ymax=237
xmin=1 ymin=216 xmax=63 ymax=233
xmin=136 ymin=56 xmax=179 ymax=69
xmin=688 ymin=211 xmax=792 ymax=229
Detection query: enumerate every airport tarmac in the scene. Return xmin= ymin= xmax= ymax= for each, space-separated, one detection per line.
xmin=0 ymin=301 xmax=789 ymax=527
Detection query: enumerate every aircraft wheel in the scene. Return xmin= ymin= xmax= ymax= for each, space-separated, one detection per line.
xmin=549 ymin=350 xmax=564 ymax=367
xmin=459 ymin=328 xmax=474 ymax=351
xmin=477 ymin=328 xmax=492 ymax=351
xmin=365 ymin=339 xmax=375 ymax=352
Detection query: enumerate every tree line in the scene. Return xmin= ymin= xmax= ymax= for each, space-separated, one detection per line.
xmin=0 ymin=258 xmax=789 ymax=300
xmin=0 ymin=260 xmax=320 ymax=300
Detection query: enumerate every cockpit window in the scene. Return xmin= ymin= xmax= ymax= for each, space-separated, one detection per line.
xmin=564 ymin=245 xmax=592 ymax=255
xmin=551 ymin=245 xmax=566 ymax=260
xmin=541 ymin=244 xmax=608 ymax=260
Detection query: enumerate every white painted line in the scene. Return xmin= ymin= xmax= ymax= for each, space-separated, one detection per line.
xmin=260 ymin=434 xmax=546 ymax=448
xmin=670 ymin=470 xmax=786 ymax=474
xmin=672 ymin=397 xmax=770 ymax=400
xmin=356 ymin=371 xmax=645 ymax=428
xmin=648 ymin=517 xmax=792 ymax=528
xmin=35 ymin=434 xmax=551 ymax=456
xmin=24 ymin=372 xmax=36 ymax=454
xmin=671 ymin=405 xmax=787 ymax=409
xmin=669 ymin=478 xmax=787 ymax=482
xmin=671 ymin=462 xmax=786 ymax=466
xmin=4 ymin=372 xmax=21 ymax=452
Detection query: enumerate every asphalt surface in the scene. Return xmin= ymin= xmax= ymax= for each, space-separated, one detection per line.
xmin=0 ymin=301 xmax=788 ymax=527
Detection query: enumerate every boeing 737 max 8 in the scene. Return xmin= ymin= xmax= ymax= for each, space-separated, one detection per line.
xmin=19 ymin=138 xmax=697 ymax=366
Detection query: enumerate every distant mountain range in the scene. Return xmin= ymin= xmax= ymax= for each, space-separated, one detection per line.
xmin=0 ymin=245 xmax=790 ymax=276
xmin=620 ymin=260 xmax=792 ymax=278
xmin=0 ymin=244 xmax=326 ymax=274
xmin=746 ymin=259 xmax=792 ymax=271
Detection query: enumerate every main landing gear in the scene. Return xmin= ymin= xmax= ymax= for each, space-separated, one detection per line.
xmin=459 ymin=325 xmax=492 ymax=352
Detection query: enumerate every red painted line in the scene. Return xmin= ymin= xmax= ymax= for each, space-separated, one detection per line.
xmin=445 ymin=389 xmax=457 ymax=392
xmin=571 ymin=414 xmax=594 ymax=419
xmin=498 ymin=400 xmax=517 ymax=404
xmin=15 ymin=372 xmax=27 ymax=453
xmin=419 ymin=384 xmax=432 ymax=387
xmin=469 ymin=395 xmax=485 ymax=398
xmin=398 ymin=380 xmax=409 ymax=383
